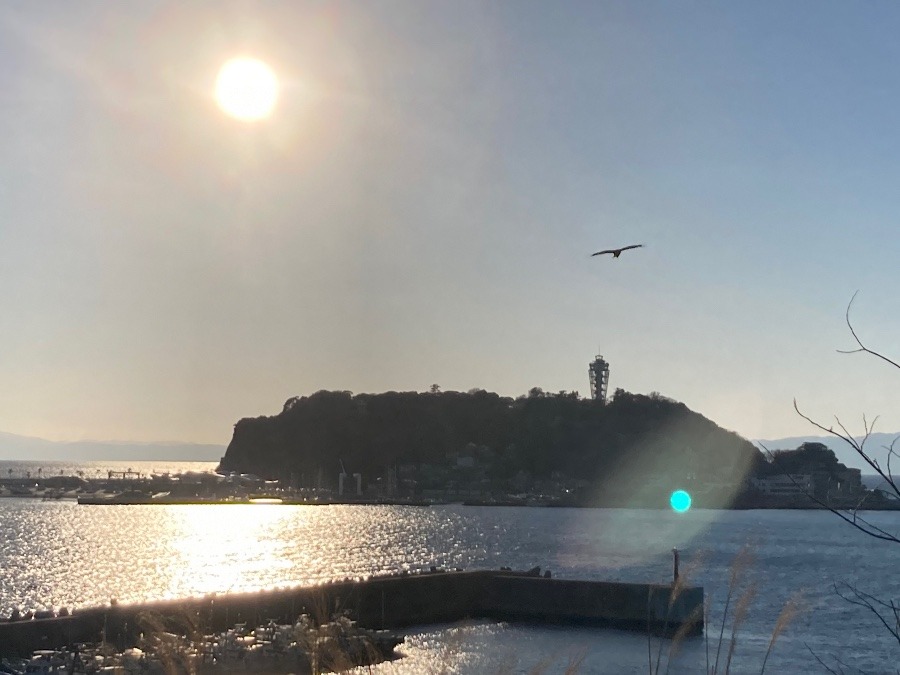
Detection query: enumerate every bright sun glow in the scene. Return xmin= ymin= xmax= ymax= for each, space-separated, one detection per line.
xmin=215 ymin=57 xmax=279 ymax=121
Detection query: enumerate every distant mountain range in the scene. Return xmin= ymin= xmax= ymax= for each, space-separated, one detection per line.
xmin=3 ymin=427 xmax=897 ymax=474
xmin=753 ymin=432 xmax=900 ymax=473
xmin=0 ymin=430 xmax=225 ymax=462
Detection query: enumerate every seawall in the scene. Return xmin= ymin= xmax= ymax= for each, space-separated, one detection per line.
xmin=0 ymin=570 xmax=703 ymax=657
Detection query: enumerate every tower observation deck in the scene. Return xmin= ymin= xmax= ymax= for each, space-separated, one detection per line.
xmin=588 ymin=353 xmax=610 ymax=402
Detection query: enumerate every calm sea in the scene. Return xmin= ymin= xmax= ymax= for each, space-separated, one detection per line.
xmin=1 ymin=489 xmax=898 ymax=672
xmin=0 ymin=460 xmax=218 ymax=478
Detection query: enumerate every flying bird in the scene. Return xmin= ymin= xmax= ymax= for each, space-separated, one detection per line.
xmin=591 ymin=244 xmax=643 ymax=258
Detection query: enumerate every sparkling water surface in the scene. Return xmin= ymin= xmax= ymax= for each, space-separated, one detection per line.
xmin=0 ymin=460 xmax=218 ymax=478
xmin=1 ymin=499 xmax=898 ymax=673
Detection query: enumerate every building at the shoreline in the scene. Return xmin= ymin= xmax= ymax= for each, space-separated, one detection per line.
xmin=751 ymin=474 xmax=813 ymax=497
xmin=588 ymin=353 xmax=610 ymax=402
xmin=763 ymin=442 xmax=865 ymax=500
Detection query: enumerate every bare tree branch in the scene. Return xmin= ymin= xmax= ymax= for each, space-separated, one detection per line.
xmin=791 ymin=292 xmax=900 ymax=671
xmin=837 ymin=291 xmax=900 ymax=370
xmin=763 ymin=433 xmax=900 ymax=544
xmin=806 ymin=643 xmax=843 ymax=675
xmin=881 ymin=437 xmax=900 ymax=497
xmin=794 ymin=400 xmax=900 ymax=499
xmin=834 ymin=582 xmax=900 ymax=647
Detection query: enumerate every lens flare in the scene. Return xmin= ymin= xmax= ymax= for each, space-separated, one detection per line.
xmin=670 ymin=489 xmax=692 ymax=513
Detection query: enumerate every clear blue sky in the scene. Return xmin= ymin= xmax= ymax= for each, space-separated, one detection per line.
xmin=1 ymin=1 xmax=899 ymax=445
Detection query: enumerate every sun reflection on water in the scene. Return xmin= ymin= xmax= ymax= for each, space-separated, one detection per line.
xmin=161 ymin=504 xmax=297 ymax=599
xmin=1 ymin=502 xmax=723 ymax=615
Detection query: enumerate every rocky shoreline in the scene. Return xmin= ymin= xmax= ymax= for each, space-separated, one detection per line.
xmin=0 ymin=613 xmax=402 ymax=674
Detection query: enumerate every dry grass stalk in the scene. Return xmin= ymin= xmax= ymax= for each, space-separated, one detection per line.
xmin=654 ymin=571 xmax=687 ymax=674
xmin=664 ymin=603 xmax=705 ymax=675
xmin=711 ymin=546 xmax=755 ymax=675
xmin=705 ymin=590 xmax=712 ymax=674
xmin=760 ymin=593 xmax=803 ymax=674
xmin=135 ymin=609 xmax=203 ymax=674
xmin=723 ymin=581 xmax=757 ymax=674
xmin=562 ymin=647 xmax=588 ymax=675
xmin=524 ymin=656 xmax=551 ymax=674
xmin=648 ymin=550 xmax=707 ymax=675
xmin=647 ymin=586 xmax=654 ymax=675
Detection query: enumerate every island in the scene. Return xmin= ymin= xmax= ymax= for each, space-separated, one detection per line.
xmin=213 ymin=388 xmax=895 ymax=510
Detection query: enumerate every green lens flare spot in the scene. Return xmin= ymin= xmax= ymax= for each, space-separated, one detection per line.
xmin=670 ymin=489 xmax=692 ymax=513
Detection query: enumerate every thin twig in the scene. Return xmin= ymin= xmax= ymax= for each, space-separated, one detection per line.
xmin=837 ymin=291 xmax=900 ymax=371
xmin=834 ymin=582 xmax=900 ymax=646
xmin=805 ymin=643 xmax=842 ymax=675
xmin=779 ymin=405 xmax=900 ymax=544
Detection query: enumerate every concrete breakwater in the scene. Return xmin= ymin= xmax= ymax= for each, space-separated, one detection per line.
xmin=0 ymin=569 xmax=704 ymax=657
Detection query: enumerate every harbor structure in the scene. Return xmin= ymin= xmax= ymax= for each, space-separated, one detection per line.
xmin=0 ymin=568 xmax=704 ymax=656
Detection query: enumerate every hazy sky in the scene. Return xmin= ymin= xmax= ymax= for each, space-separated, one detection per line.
xmin=2 ymin=1 xmax=900 ymax=446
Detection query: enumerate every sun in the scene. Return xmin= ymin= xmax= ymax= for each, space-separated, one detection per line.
xmin=215 ymin=57 xmax=279 ymax=121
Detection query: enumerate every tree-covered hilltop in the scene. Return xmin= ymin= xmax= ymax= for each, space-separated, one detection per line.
xmin=218 ymin=388 xmax=765 ymax=505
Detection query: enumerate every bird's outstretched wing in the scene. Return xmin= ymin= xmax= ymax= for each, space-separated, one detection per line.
xmin=590 ymin=244 xmax=644 ymax=257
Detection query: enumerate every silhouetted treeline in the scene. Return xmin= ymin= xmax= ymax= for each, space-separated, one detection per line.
xmin=766 ymin=442 xmax=841 ymax=475
xmin=218 ymin=388 xmax=765 ymax=498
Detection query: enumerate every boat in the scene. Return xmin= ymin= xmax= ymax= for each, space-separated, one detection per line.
xmin=247 ymin=495 xmax=284 ymax=504
xmin=77 ymin=490 xmax=154 ymax=505
xmin=22 ymin=651 xmax=66 ymax=675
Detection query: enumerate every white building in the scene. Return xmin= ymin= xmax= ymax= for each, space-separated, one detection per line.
xmin=751 ymin=474 xmax=813 ymax=496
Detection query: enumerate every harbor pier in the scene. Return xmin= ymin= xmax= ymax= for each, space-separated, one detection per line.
xmin=0 ymin=569 xmax=704 ymax=657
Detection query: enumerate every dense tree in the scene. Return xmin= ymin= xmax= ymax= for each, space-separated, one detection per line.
xmin=767 ymin=442 xmax=839 ymax=475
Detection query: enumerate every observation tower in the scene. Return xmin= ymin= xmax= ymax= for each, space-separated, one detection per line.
xmin=588 ymin=353 xmax=610 ymax=402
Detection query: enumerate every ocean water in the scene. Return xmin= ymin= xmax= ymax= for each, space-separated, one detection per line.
xmin=1 ymin=499 xmax=898 ymax=673
xmin=0 ymin=460 xmax=218 ymax=479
